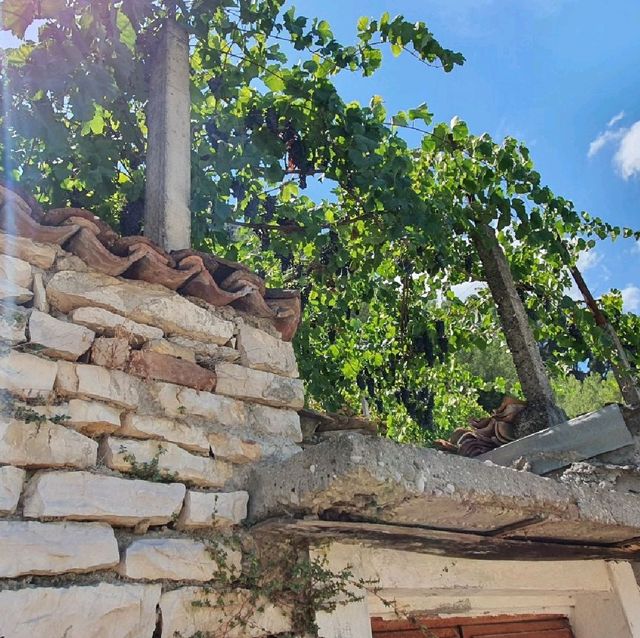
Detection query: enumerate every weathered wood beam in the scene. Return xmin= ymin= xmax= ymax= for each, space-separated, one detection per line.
xmin=252 ymin=518 xmax=640 ymax=562
xmin=144 ymin=19 xmax=191 ymax=251
xmin=472 ymin=223 xmax=565 ymax=435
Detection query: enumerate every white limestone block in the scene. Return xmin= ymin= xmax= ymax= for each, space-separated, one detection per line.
xmin=0 ymin=303 xmax=28 ymax=344
xmin=0 ymin=254 xmax=32 ymax=288
xmin=70 ymin=306 xmax=163 ymax=345
xmin=160 ymin=587 xmax=292 ymax=638
xmin=0 ymin=418 xmax=97 ymax=469
xmin=168 ymin=335 xmax=240 ymax=363
xmin=0 ymin=583 xmax=161 ymax=638
xmin=0 ymin=231 xmax=57 ymax=269
xmin=20 ymin=401 xmax=70 ymax=421
xmin=0 ymin=278 xmax=32 ymax=303
xmin=0 ymin=465 xmax=26 ymax=514
xmin=118 ymin=537 xmax=241 ymax=581
xmin=32 ymin=270 xmax=49 ymax=312
xmin=56 ymin=362 xmax=142 ymax=409
xmin=142 ymin=338 xmax=195 ymax=361
xmin=119 ymin=412 xmax=209 ymax=453
xmin=100 ymin=438 xmax=232 ymax=488
xmin=0 ymin=520 xmax=119 ymax=577
xmin=47 ymin=270 xmax=234 ymax=344
xmin=154 ymin=381 xmax=247 ymax=427
xmin=216 ymin=362 xmax=305 ymax=409
xmin=248 ymin=403 xmax=303 ymax=442
xmin=29 ymin=310 xmax=95 ymax=361
xmin=237 ymin=324 xmax=299 ymax=377
xmin=208 ymin=431 xmax=262 ymax=464
xmin=23 ymin=470 xmax=186 ymax=526
xmin=177 ymin=490 xmax=249 ymax=530
xmin=67 ymin=398 xmax=122 ymax=435
xmin=0 ymin=350 xmax=58 ymax=399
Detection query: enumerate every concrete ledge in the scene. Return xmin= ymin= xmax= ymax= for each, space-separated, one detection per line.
xmin=247 ymin=434 xmax=640 ymax=556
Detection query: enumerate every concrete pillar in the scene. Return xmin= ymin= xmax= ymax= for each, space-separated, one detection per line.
xmin=607 ymin=561 xmax=640 ymax=637
xmin=144 ymin=19 xmax=191 ymax=251
xmin=473 ymin=223 xmax=565 ymax=434
xmin=311 ymin=544 xmax=373 ymax=638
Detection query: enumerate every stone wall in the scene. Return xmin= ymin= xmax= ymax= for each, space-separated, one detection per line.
xmin=0 ymin=231 xmax=303 ymax=637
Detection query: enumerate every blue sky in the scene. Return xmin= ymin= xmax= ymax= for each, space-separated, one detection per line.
xmin=1 ymin=1 xmax=638 ymax=310
xmin=289 ymin=0 xmax=640 ymax=311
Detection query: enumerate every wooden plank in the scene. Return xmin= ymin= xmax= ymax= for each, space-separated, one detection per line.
xmin=479 ymin=404 xmax=633 ymax=475
xmin=372 ymin=616 xmax=567 ymax=631
xmin=254 ymin=519 xmax=640 ymax=561
xmin=372 ymin=616 xmax=573 ymax=638
xmin=461 ymin=619 xmax=570 ymax=635
xmin=373 ymin=630 xmax=459 ymax=638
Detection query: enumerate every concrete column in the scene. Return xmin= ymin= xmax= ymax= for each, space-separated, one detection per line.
xmin=607 ymin=561 xmax=640 ymax=637
xmin=311 ymin=544 xmax=373 ymax=638
xmin=144 ymin=19 xmax=191 ymax=251
xmin=473 ymin=223 xmax=565 ymax=434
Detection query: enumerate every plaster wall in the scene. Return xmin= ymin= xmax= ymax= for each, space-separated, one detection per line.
xmin=314 ymin=543 xmax=640 ymax=638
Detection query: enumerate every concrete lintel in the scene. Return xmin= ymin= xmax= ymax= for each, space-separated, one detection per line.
xmin=247 ymin=434 xmax=640 ymax=550
xmin=479 ymin=404 xmax=633 ymax=475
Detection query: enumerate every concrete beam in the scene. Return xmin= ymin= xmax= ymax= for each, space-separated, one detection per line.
xmin=248 ymin=434 xmax=640 ymax=554
xmin=144 ymin=19 xmax=191 ymax=251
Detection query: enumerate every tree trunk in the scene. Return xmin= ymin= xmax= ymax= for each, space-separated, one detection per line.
xmin=569 ymin=264 xmax=640 ymax=407
xmin=473 ymin=224 xmax=565 ymax=436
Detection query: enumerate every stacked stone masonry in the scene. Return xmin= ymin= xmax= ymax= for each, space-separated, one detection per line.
xmin=0 ymin=194 xmax=302 ymax=638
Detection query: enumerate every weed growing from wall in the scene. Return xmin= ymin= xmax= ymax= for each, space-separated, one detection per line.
xmin=172 ymin=532 xmax=378 ymax=638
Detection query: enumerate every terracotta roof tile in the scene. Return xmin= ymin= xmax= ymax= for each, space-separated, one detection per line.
xmin=0 ymin=184 xmax=301 ymax=340
xmin=435 ymin=396 xmax=525 ymax=458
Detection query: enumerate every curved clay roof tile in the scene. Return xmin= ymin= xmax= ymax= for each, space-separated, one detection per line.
xmin=0 ymin=185 xmax=301 ymax=341
xmin=0 ymin=204 xmax=80 ymax=245
xmin=65 ymin=227 xmax=145 ymax=276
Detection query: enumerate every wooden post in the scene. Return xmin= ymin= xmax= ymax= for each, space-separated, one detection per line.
xmin=144 ymin=18 xmax=191 ymax=251
xmin=473 ymin=224 xmax=565 ymax=435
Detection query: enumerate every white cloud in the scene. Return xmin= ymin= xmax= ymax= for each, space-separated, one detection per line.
xmin=451 ymin=281 xmax=487 ymax=301
xmin=588 ymin=114 xmax=640 ymax=180
xmin=588 ymin=128 xmax=626 ymax=158
xmin=607 ymin=111 xmax=625 ymax=127
xmin=621 ymin=285 xmax=640 ymax=313
xmin=576 ymin=249 xmax=602 ymax=272
xmin=614 ymin=121 xmax=640 ymax=180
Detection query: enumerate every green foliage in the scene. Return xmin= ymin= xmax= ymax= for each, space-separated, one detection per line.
xmin=0 ymin=389 xmax=69 ymax=425
xmin=552 ymin=374 xmax=622 ymax=420
xmin=120 ymin=444 xmax=179 ymax=483
xmin=1 ymin=0 xmax=638 ymax=444
xmin=452 ymin=339 xmax=625 ymax=423
xmin=190 ymin=534 xmax=374 ymax=637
